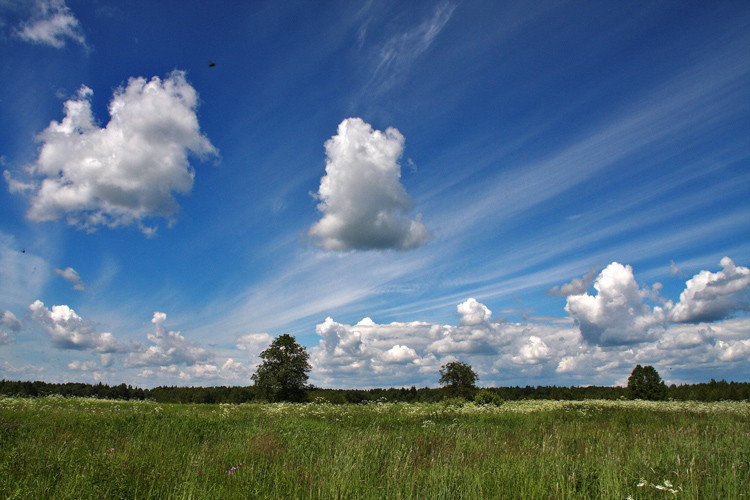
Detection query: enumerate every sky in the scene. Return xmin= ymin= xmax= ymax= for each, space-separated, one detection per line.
xmin=1 ymin=0 xmax=749 ymax=390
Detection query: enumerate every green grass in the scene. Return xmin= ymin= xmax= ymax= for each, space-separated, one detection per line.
xmin=1 ymin=397 xmax=749 ymax=499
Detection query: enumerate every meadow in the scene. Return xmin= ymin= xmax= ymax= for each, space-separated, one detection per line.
xmin=1 ymin=396 xmax=748 ymax=499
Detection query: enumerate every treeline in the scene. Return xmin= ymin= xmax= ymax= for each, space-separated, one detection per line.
xmin=2 ymin=378 xmax=749 ymax=404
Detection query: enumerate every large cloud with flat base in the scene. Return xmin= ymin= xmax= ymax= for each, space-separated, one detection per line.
xmin=10 ymin=71 xmax=217 ymax=234
xmin=564 ymin=262 xmax=669 ymax=346
xmin=308 ymin=118 xmax=431 ymax=251
xmin=670 ymin=257 xmax=750 ymax=323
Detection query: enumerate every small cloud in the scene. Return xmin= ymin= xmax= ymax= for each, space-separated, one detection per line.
xmin=1 ymin=310 xmax=22 ymax=332
xmin=29 ymin=300 xmax=127 ymax=354
xmin=68 ymin=359 xmax=97 ymax=371
xmin=0 ymin=309 xmax=22 ymax=345
xmin=3 ymin=170 xmax=34 ymax=193
xmin=13 ymin=0 xmax=86 ymax=49
xmin=669 ymin=260 xmax=682 ymax=276
xmin=125 ymin=312 xmax=213 ymax=367
xmin=308 ymin=118 xmax=431 ymax=251
xmin=548 ymin=266 xmax=598 ymax=296
xmin=381 ymin=344 xmax=418 ymax=364
xmin=55 ymin=266 xmax=85 ymax=290
xmin=236 ymin=333 xmax=273 ymax=353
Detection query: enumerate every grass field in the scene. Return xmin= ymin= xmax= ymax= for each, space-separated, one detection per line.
xmin=1 ymin=396 xmax=749 ymax=499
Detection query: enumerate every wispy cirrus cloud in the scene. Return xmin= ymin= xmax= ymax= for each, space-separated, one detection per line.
xmin=362 ymin=2 xmax=456 ymax=95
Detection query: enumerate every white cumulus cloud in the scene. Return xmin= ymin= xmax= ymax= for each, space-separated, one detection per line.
xmin=565 ymin=262 xmax=669 ymax=346
xmin=125 ymin=312 xmax=213 ymax=367
xmin=12 ymin=72 xmax=217 ymax=234
xmin=513 ymin=336 xmax=551 ymax=364
xmin=308 ymin=118 xmax=431 ymax=251
xmin=29 ymin=300 xmax=127 ymax=355
xmin=13 ymin=0 xmax=86 ymax=48
xmin=670 ymin=257 xmax=750 ymax=323
xmin=457 ymin=297 xmax=492 ymax=326
xmin=381 ymin=344 xmax=418 ymax=364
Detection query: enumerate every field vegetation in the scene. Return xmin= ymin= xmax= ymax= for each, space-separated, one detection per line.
xmin=2 ymin=396 xmax=749 ymax=499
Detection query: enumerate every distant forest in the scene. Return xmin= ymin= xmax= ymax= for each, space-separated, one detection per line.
xmin=1 ymin=379 xmax=749 ymax=404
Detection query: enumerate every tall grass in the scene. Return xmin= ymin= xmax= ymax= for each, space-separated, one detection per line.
xmin=1 ymin=396 xmax=748 ymax=499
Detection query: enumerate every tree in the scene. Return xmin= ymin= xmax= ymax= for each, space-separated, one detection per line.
xmin=439 ymin=361 xmax=478 ymax=399
xmin=627 ymin=365 xmax=667 ymax=400
xmin=252 ymin=334 xmax=311 ymax=402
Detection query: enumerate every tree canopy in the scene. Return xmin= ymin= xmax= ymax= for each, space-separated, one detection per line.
xmin=251 ymin=334 xmax=311 ymax=402
xmin=627 ymin=364 xmax=667 ymax=400
xmin=439 ymin=361 xmax=478 ymax=399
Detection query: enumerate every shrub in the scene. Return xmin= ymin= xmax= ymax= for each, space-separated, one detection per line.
xmin=442 ymin=396 xmax=468 ymax=408
xmin=474 ymin=389 xmax=504 ymax=406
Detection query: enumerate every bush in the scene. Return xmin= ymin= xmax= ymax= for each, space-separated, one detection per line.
xmin=474 ymin=389 xmax=504 ymax=406
xmin=441 ymin=397 xmax=468 ymax=408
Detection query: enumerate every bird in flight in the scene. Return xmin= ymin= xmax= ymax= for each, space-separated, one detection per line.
xmin=208 ymin=61 xmax=216 ymax=67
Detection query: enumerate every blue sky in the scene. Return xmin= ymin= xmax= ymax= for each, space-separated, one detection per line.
xmin=1 ymin=0 xmax=749 ymax=389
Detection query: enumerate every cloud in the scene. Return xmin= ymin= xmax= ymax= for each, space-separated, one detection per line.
xmin=55 ymin=266 xmax=85 ymax=290
xmin=236 ymin=333 xmax=273 ymax=354
xmin=0 ymin=310 xmax=22 ymax=345
xmin=308 ymin=118 xmax=431 ymax=251
xmin=305 ymin=259 xmax=750 ymax=388
xmin=365 ymin=2 xmax=456 ymax=94
xmin=2 ymin=361 xmax=45 ymax=376
xmin=381 ymin=344 xmax=418 ymax=364
xmin=457 ymin=297 xmax=492 ymax=326
xmin=311 ymin=298 xmax=525 ymax=387
xmin=670 ymin=257 xmax=750 ymax=323
xmin=547 ymin=266 xmax=598 ymax=296
xmin=3 ymin=170 xmax=34 ymax=193
xmin=68 ymin=360 xmax=97 ymax=371
xmin=178 ymin=363 xmax=220 ymax=381
xmin=669 ymin=261 xmax=682 ymax=276
xmin=135 ymin=357 xmax=250 ymax=384
xmin=565 ymin=263 xmax=669 ymax=346
xmin=513 ymin=336 xmax=551 ymax=365
xmin=11 ymin=72 xmax=217 ymax=234
xmin=125 ymin=312 xmax=213 ymax=367
xmin=29 ymin=300 xmax=127 ymax=356
xmin=13 ymin=0 xmax=86 ymax=48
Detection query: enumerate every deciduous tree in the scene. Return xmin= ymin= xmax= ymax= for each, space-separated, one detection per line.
xmin=439 ymin=361 xmax=478 ymax=399
xmin=627 ymin=364 xmax=667 ymax=400
xmin=252 ymin=334 xmax=311 ymax=402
